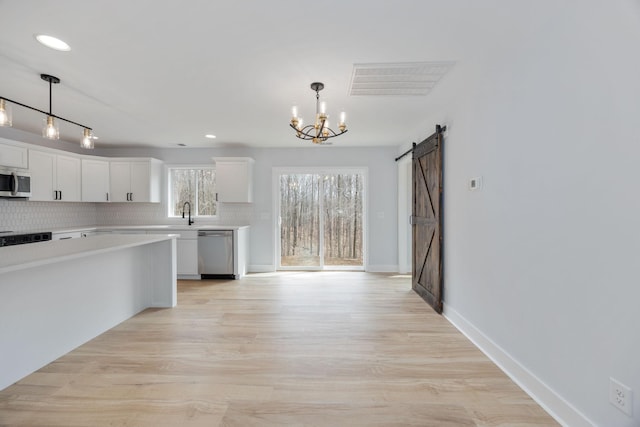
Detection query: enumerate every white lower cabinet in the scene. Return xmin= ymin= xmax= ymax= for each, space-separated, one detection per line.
xmin=145 ymin=229 xmax=198 ymax=277
xmin=176 ymin=238 xmax=198 ymax=276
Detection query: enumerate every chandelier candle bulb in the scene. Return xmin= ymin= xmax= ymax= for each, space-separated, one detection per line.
xmin=291 ymin=106 xmax=298 ymax=119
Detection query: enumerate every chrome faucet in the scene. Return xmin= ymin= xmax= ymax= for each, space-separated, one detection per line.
xmin=182 ymin=201 xmax=194 ymax=226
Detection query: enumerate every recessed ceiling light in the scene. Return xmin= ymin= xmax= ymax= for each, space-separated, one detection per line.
xmin=35 ymin=34 xmax=71 ymax=51
xmin=205 ymin=134 xmax=216 ymax=139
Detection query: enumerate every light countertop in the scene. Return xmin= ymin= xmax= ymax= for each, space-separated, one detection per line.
xmin=50 ymin=224 xmax=249 ymax=234
xmin=0 ymin=234 xmax=177 ymax=275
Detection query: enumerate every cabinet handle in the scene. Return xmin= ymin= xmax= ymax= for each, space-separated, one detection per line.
xmin=130 ymin=193 xmax=133 ymax=201
xmin=106 ymin=192 xmax=109 ymax=201
xmin=59 ymin=191 xmax=62 ymax=201
xmin=215 ymin=192 xmax=219 ymax=202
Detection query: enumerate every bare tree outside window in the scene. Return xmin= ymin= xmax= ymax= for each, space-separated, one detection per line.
xmin=197 ymin=169 xmax=216 ymax=216
xmin=280 ymin=172 xmax=363 ymax=267
xmin=169 ymin=168 xmax=217 ymax=217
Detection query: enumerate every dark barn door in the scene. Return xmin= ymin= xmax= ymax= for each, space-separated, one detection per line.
xmin=412 ymin=129 xmax=444 ymax=313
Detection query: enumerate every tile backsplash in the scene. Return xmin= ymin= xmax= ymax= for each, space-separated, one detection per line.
xmin=0 ymin=199 xmax=252 ymax=232
xmin=96 ymin=202 xmax=252 ymax=226
xmin=0 ymin=200 xmax=97 ymax=232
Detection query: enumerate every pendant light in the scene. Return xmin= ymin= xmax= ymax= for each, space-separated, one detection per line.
xmin=0 ymin=98 xmax=12 ymax=127
xmin=81 ymin=128 xmax=94 ymax=149
xmin=41 ymin=74 xmax=60 ymax=140
xmin=0 ymin=73 xmax=95 ymax=148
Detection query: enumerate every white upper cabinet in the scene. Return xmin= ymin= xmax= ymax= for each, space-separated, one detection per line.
xmin=109 ymin=159 xmax=162 ymax=203
xmin=29 ymin=150 xmax=81 ymax=202
xmin=213 ymin=157 xmax=254 ymax=203
xmin=0 ymin=138 xmax=28 ymax=169
xmin=81 ymin=158 xmax=110 ymax=202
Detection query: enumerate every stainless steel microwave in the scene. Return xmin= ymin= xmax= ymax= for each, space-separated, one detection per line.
xmin=0 ymin=168 xmax=31 ymax=198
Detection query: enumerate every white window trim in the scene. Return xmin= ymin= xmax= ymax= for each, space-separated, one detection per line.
xmin=272 ymin=166 xmax=369 ymax=272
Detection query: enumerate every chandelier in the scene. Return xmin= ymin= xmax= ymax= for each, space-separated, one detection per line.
xmin=290 ymin=82 xmax=347 ymax=144
xmin=0 ymin=74 xmax=95 ymax=149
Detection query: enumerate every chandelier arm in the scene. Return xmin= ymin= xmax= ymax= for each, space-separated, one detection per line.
xmin=320 ymin=128 xmax=348 ymax=139
xmin=0 ymin=96 xmax=92 ymax=131
xmin=289 ymin=123 xmax=347 ymax=141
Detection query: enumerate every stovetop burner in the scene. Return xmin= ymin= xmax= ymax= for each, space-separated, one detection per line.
xmin=0 ymin=232 xmax=52 ymax=247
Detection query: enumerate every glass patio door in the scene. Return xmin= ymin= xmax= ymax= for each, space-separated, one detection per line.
xmin=278 ymin=170 xmax=364 ymax=270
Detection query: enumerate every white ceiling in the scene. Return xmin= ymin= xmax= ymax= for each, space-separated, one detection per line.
xmin=0 ymin=0 xmax=516 ymax=149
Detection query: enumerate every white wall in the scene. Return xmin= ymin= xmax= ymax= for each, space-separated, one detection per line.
xmin=96 ymin=146 xmax=399 ymax=272
xmin=404 ymin=1 xmax=640 ymax=426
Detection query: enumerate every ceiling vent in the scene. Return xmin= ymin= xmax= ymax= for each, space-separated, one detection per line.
xmin=349 ymin=61 xmax=455 ymax=96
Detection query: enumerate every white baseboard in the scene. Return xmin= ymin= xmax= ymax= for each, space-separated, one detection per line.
xmin=366 ymin=264 xmax=398 ymax=273
xmin=177 ymin=274 xmax=201 ymax=280
xmin=443 ymin=304 xmax=595 ymax=427
xmin=248 ymin=265 xmax=275 ymax=273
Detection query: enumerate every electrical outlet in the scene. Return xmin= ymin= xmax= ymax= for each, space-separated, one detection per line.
xmin=610 ymin=377 xmax=633 ymax=416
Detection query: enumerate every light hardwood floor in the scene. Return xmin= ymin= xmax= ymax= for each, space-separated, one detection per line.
xmin=0 ymin=272 xmax=558 ymax=426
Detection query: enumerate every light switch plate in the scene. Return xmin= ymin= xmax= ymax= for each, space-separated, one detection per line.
xmin=469 ymin=176 xmax=482 ymax=190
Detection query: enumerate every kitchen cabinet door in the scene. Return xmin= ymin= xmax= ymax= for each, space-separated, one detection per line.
xmin=55 ymin=155 xmax=81 ymax=202
xmin=0 ymin=140 xmax=28 ymax=169
xmin=109 ymin=159 xmax=162 ymax=203
xmin=109 ymin=161 xmax=131 ymax=202
xmin=81 ymin=158 xmax=110 ymax=202
xmin=29 ymin=150 xmax=80 ymax=202
xmin=176 ymin=239 xmax=198 ymax=275
xmin=130 ymin=161 xmax=151 ymax=202
xmin=213 ymin=157 xmax=254 ymax=203
xmin=28 ymin=150 xmax=56 ymax=201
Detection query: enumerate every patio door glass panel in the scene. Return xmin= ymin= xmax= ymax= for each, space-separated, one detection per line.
xmin=279 ymin=171 xmax=364 ymax=270
xmin=323 ymin=174 xmax=363 ymax=267
xmin=279 ymin=174 xmax=320 ymax=267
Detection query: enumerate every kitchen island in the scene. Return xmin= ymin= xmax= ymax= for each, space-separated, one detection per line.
xmin=0 ymin=234 xmax=177 ymax=390
xmin=51 ymin=224 xmax=250 ymax=279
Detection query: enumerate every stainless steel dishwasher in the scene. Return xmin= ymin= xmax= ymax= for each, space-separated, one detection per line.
xmin=198 ymin=230 xmax=235 ymax=279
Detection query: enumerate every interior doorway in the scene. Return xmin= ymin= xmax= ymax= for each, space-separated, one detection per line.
xmin=275 ymin=168 xmax=366 ymax=271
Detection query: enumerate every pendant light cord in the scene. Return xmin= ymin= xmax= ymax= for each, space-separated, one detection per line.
xmin=48 ymin=78 xmax=52 ymax=116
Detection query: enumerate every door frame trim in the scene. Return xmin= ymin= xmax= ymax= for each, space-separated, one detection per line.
xmin=272 ymin=167 xmax=369 ymax=271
